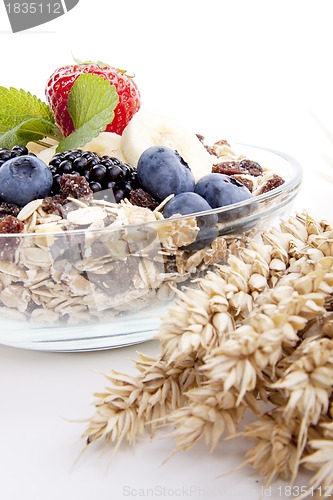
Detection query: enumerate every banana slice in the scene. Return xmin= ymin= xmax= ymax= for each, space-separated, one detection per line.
xmin=121 ymin=108 xmax=215 ymax=180
xmin=35 ymin=132 xmax=126 ymax=166
xmin=81 ymin=132 xmax=126 ymax=161
xmin=28 ymin=138 xmax=58 ymax=165
xmin=37 ymin=146 xmax=57 ymax=165
xmin=27 ymin=138 xmax=59 ymax=155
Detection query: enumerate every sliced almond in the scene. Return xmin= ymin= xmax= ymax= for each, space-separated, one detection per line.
xmin=67 ymin=206 xmax=108 ymax=225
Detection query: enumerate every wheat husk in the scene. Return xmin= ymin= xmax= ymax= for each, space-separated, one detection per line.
xmin=83 ymin=211 xmax=333 ymax=492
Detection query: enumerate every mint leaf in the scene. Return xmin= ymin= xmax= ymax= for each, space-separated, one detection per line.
xmin=0 ymin=86 xmax=61 ymax=149
xmin=0 ymin=118 xmax=62 ymax=149
xmin=57 ymin=74 xmax=119 ymax=153
xmin=0 ymin=87 xmax=54 ymax=130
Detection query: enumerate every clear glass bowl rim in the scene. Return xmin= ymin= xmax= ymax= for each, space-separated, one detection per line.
xmin=0 ymin=143 xmax=303 ymax=239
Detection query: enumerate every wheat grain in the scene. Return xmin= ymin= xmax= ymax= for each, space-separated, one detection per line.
xmin=83 ymin=212 xmax=333 ymax=493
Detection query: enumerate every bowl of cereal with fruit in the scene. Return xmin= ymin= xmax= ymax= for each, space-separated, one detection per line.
xmin=0 ymin=61 xmax=302 ymax=351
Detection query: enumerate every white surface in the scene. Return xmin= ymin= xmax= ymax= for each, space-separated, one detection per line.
xmin=1 ymin=1 xmax=333 ymax=499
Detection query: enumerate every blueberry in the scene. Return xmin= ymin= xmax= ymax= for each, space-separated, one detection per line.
xmin=195 ymin=173 xmax=254 ymax=222
xmin=163 ymin=192 xmax=214 ymax=219
xmin=0 ymin=155 xmax=53 ymax=206
xmin=163 ymin=192 xmax=218 ymax=251
xmin=137 ymin=146 xmax=195 ymax=201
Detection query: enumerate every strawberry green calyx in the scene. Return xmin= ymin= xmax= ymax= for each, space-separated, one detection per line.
xmin=72 ymin=55 xmax=110 ymax=69
xmin=116 ymin=68 xmax=136 ymax=79
xmin=72 ymin=56 xmax=135 ymax=77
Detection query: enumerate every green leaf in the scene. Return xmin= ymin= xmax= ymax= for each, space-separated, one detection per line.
xmin=0 ymin=86 xmax=62 ymax=149
xmin=0 ymin=118 xmax=62 ymax=149
xmin=0 ymin=87 xmax=55 ymax=130
xmin=57 ymin=74 xmax=119 ymax=153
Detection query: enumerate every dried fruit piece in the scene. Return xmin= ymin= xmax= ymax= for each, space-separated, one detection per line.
xmin=258 ymin=174 xmax=285 ymax=194
xmin=129 ymin=188 xmax=159 ymax=210
xmin=212 ymin=160 xmax=243 ymax=175
xmin=213 ymin=159 xmax=263 ymax=177
xmin=59 ymin=174 xmax=93 ymax=199
xmin=230 ymin=175 xmax=254 ymax=192
xmin=238 ymin=159 xmax=263 ymax=177
xmin=0 ymin=215 xmax=24 ymax=234
xmin=0 ymin=202 xmax=20 ymax=218
xmin=42 ymin=195 xmax=67 ymax=215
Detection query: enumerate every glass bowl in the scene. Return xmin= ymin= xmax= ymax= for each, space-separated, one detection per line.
xmin=0 ymin=144 xmax=302 ymax=351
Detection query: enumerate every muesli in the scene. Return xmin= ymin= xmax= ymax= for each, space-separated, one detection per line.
xmin=0 ymin=61 xmax=285 ymax=325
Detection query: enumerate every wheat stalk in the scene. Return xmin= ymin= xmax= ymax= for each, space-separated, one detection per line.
xmin=83 ymin=212 xmax=333 ymax=492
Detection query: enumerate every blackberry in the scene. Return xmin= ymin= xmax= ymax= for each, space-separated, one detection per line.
xmin=0 ymin=145 xmax=33 ymax=168
xmin=49 ymin=150 xmax=139 ymax=202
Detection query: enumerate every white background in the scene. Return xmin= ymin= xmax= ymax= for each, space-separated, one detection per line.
xmin=0 ymin=1 xmax=333 ymax=499
xmin=1 ymin=0 xmax=333 ymax=216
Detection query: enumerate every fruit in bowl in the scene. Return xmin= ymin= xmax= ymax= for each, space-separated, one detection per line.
xmin=45 ymin=62 xmax=141 ymax=137
xmin=0 ymin=61 xmax=302 ymax=348
xmin=0 ymin=155 xmax=53 ymax=206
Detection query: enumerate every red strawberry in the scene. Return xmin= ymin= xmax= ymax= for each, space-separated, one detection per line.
xmin=45 ymin=63 xmax=141 ymax=137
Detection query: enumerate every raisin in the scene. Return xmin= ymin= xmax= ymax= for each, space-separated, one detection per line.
xmin=59 ymin=174 xmax=93 ymax=199
xmin=230 ymin=175 xmax=254 ymax=192
xmin=212 ymin=161 xmax=243 ymax=176
xmin=238 ymin=159 xmax=263 ymax=177
xmin=42 ymin=195 xmax=67 ymax=215
xmin=0 ymin=215 xmax=24 ymax=234
xmin=212 ymin=159 xmax=263 ymax=177
xmin=129 ymin=188 xmax=160 ymax=211
xmin=259 ymin=174 xmax=285 ymax=194
xmin=0 ymin=202 xmax=20 ymax=218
